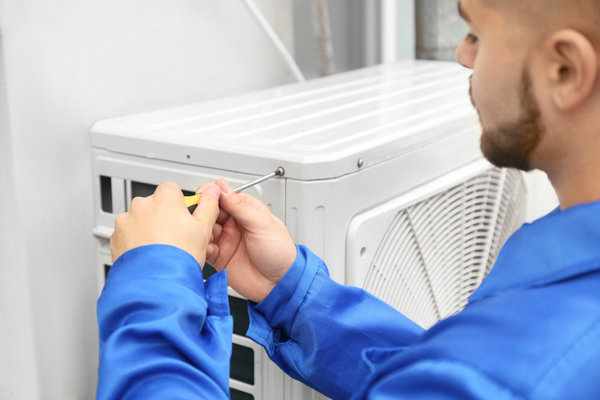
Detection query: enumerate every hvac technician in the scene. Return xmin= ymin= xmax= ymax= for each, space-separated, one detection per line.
xmin=97 ymin=0 xmax=600 ymax=398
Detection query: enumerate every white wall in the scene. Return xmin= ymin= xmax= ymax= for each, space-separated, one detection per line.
xmin=0 ymin=1 xmax=294 ymax=398
xmin=292 ymin=0 xmax=416 ymax=79
xmin=293 ymin=0 xmax=357 ymax=79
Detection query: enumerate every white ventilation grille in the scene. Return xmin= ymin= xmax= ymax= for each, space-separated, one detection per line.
xmin=361 ymin=168 xmax=527 ymax=329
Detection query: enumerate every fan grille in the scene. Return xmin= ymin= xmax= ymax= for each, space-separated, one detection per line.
xmin=362 ymin=168 xmax=527 ymax=328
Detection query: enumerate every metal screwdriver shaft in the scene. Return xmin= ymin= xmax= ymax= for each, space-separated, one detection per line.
xmin=232 ymin=167 xmax=285 ymax=193
xmin=184 ymin=167 xmax=285 ymax=212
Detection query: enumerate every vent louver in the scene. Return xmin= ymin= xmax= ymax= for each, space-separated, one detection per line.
xmin=362 ymin=168 xmax=527 ymax=329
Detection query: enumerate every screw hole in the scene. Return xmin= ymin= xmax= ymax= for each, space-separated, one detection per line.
xmin=186 ymin=155 xmax=191 ymax=159
xmin=360 ymin=247 xmax=367 ymax=258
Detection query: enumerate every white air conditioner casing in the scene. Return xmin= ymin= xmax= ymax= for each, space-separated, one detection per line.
xmin=91 ymin=60 xmax=527 ymax=400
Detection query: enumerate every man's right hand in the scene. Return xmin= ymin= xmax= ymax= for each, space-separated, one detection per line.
xmin=203 ymin=179 xmax=297 ymax=304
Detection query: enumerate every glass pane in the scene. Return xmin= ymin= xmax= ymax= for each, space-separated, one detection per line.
xmin=230 ymin=344 xmax=254 ymax=385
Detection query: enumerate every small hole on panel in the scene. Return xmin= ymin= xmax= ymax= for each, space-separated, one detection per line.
xmin=360 ymin=247 xmax=367 ymax=258
xmin=186 ymin=155 xmax=190 ymax=159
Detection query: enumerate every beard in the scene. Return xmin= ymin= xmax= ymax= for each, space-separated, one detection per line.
xmin=470 ymin=70 xmax=544 ymax=172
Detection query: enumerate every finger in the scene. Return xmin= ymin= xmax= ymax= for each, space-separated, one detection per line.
xmin=219 ymin=190 xmax=269 ymax=229
xmin=206 ymin=243 xmax=220 ymax=267
xmin=215 ymin=179 xmax=234 ymax=225
xmin=217 ymin=212 xmax=243 ymax=250
xmin=154 ymin=181 xmax=186 ymax=206
xmin=193 ymin=184 xmax=222 ymax=232
xmin=196 ymin=182 xmax=214 ymax=195
xmin=156 ymin=180 xmax=182 ymax=194
xmin=211 ymin=223 xmax=224 ymax=244
xmin=216 ymin=208 xmax=230 ymax=225
xmin=129 ymin=196 xmax=148 ymax=214
xmin=210 ymin=211 xmax=244 ymax=270
xmin=216 ymin=178 xmax=231 ymax=225
xmin=215 ymin=178 xmax=230 ymax=193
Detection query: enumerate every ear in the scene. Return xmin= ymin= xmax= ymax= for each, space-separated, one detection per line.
xmin=544 ymin=29 xmax=598 ymax=110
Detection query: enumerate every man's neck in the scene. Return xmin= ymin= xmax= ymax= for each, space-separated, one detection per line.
xmin=547 ymin=159 xmax=600 ymax=210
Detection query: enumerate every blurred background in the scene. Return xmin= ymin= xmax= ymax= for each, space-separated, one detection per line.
xmin=0 ymin=1 xmax=557 ymax=398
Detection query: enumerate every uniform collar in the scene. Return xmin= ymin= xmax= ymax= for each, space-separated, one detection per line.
xmin=470 ymin=199 xmax=600 ymax=303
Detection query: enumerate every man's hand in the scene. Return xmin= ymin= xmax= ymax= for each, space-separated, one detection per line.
xmin=204 ymin=179 xmax=297 ymax=304
xmin=110 ymin=181 xmax=222 ymax=266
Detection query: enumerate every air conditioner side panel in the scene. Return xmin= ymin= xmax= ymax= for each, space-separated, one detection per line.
xmin=285 ymin=126 xmax=482 ymax=285
xmin=346 ymin=164 xmax=528 ymax=329
xmin=346 ymin=160 xmax=493 ymax=288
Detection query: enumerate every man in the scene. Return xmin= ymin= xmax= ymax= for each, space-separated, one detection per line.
xmin=97 ymin=0 xmax=600 ymax=398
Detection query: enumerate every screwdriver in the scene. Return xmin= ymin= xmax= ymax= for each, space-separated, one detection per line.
xmin=184 ymin=167 xmax=285 ymax=213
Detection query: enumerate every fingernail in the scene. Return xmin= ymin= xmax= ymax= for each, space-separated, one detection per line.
xmin=225 ymin=185 xmax=233 ymax=195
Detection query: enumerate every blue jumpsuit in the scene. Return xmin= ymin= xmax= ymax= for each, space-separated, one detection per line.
xmin=97 ymin=200 xmax=600 ymax=399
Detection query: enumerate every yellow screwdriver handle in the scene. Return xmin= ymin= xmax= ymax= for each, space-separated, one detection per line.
xmin=184 ymin=193 xmax=201 ymax=208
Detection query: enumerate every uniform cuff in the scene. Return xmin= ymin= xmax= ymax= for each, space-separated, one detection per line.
xmin=103 ymin=244 xmax=230 ymax=316
xmin=246 ymin=245 xmax=320 ymax=355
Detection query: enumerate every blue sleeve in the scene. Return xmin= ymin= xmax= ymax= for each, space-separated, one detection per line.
xmin=96 ymin=245 xmax=233 ymax=400
xmin=246 ymin=245 xmax=426 ymax=399
xmin=361 ymin=359 xmax=523 ymax=400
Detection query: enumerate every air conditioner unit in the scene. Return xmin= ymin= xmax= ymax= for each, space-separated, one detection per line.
xmin=91 ymin=60 xmax=527 ymax=400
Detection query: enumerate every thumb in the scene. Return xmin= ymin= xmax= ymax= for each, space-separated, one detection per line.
xmin=193 ymin=184 xmax=222 ymax=231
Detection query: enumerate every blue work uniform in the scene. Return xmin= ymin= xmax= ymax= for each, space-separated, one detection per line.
xmin=97 ymin=200 xmax=600 ymax=399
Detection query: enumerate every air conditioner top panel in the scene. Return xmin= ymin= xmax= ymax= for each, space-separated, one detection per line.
xmin=91 ymin=60 xmax=479 ymax=180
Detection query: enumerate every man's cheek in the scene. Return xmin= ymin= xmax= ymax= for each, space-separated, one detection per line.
xmin=474 ymin=72 xmax=506 ymax=124
xmin=470 ymin=78 xmax=489 ymax=120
